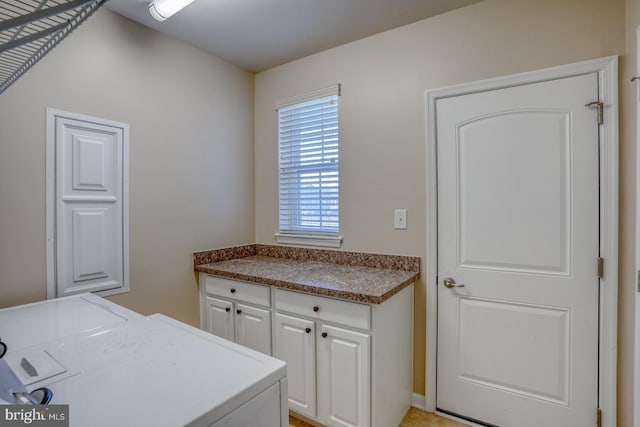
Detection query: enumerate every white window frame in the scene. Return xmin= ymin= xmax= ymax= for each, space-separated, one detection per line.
xmin=274 ymin=84 xmax=343 ymax=248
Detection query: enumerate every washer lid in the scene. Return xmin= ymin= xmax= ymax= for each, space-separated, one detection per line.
xmin=46 ymin=314 xmax=286 ymax=427
xmin=0 ymin=294 xmax=143 ymax=351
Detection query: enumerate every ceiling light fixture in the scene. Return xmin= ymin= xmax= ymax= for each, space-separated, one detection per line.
xmin=148 ymin=0 xmax=196 ymax=21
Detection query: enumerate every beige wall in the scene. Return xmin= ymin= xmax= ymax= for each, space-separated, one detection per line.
xmin=1 ymin=0 xmax=637 ymax=423
xmin=255 ymin=0 xmax=627 ymax=405
xmin=0 ymin=9 xmax=255 ymax=326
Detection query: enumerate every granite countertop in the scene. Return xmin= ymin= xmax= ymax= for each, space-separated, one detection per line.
xmin=194 ymin=245 xmax=420 ymax=304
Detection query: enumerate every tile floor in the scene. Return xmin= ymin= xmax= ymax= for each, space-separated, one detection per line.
xmin=289 ymin=408 xmax=467 ymax=427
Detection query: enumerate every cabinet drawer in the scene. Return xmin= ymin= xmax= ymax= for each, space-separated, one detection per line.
xmin=205 ymin=276 xmax=270 ymax=307
xmin=274 ymin=289 xmax=370 ymax=330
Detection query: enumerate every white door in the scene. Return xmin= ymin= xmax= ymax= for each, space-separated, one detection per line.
xmin=206 ymin=296 xmax=235 ymax=342
xmin=436 ymin=74 xmax=600 ymax=426
xmin=235 ymin=303 xmax=272 ymax=355
xmin=47 ymin=110 xmax=129 ymax=297
xmin=317 ymin=324 xmax=370 ymax=427
xmin=274 ymin=313 xmax=316 ymax=418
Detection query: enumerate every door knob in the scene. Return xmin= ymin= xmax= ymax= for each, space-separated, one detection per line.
xmin=443 ymin=277 xmax=465 ymax=288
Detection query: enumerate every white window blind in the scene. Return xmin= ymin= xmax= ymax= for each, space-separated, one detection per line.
xmin=278 ymin=90 xmax=339 ymax=235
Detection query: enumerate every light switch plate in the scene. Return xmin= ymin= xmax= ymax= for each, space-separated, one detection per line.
xmin=394 ymin=209 xmax=407 ymax=229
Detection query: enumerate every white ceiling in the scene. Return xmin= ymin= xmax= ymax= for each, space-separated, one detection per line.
xmin=105 ymin=0 xmax=481 ymax=73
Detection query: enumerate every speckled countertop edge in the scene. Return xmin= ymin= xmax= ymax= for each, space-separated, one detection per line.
xmin=194 ymin=245 xmax=420 ymax=304
xmin=193 ymin=244 xmax=258 ymax=266
xmin=193 ymin=244 xmax=420 ymax=272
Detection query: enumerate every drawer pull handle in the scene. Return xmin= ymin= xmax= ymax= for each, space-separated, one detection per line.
xmin=225 ymin=307 xmax=231 ymax=312
xmin=321 ymin=332 xmax=328 ymax=338
xmin=305 ymin=328 xmax=311 ymax=334
xmin=313 ymin=306 xmax=319 ymax=312
xmin=230 ymin=288 xmax=236 ymax=294
xmin=236 ymin=309 xmax=242 ymax=314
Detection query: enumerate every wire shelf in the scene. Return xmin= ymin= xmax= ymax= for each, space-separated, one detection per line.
xmin=0 ymin=0 xmax=108 ymax=95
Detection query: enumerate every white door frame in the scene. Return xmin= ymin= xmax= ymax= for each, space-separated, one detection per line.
xmin=425 ymin=56 xmax=618 ymax=427
xmin=634 ymin=25 xmax=640 ymax=427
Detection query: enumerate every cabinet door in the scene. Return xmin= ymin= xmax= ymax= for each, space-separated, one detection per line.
xmin=317 ymin=324 xmax=370 ymax=427
xmin=235 ymin=303 xmax=272 ymax=355
xmin=274 ymin=313 xmax=316 ymax=419
xmin=50 ymin=112 xmax=129 ymax=297
xmin=205 ymin=296 xmax=235 ymax=342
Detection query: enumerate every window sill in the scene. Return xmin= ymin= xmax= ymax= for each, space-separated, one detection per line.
xmin=274 ymin=232 xmax=343 ymax=248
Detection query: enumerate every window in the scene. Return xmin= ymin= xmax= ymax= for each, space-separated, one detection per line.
xmin=275 ymin=85 xmax=342 ymax=247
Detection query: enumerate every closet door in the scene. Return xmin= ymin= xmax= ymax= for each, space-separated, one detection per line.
xmin=47 ymin=109 xmax=129 ymax=297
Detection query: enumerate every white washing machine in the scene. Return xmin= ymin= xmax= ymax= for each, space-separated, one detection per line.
xmin=0 ymin=294 xmax=288 ymax=426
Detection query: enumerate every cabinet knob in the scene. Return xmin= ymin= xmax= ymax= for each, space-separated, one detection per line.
xmin=313 ymin=306 xmax=319 ymax=312
xmin=225 ymin=307 xmax=231 ymax=312
xmin=321 ymin=332 xmax=328 ymax=338
xmin=305 ymin=328 xmax=311 ymax=334
xmin=230 ymin=288 xmax=236 ymax=294
xmin=236 ymin=309 xmax=242 ymax=314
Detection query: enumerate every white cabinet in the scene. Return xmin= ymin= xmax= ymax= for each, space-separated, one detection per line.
xmin=274 ymin=286 xmax=412 ymax=427
xmin=205 ymin=296 xmax=234 ymax=342
xmin=274 ymin=292 xmax=371 ymax=427
xmin=316 ymin=323 xmax=370 ymax=427
xmin=235 ymin=303 xmax=271 ymax=354
xmin=274 ymin=313 xmax=317 ymax=418
xmin=200 ymin=274 xmax=413 ymax=427
xmin=201 ymin=276 xmax=272 ymax=355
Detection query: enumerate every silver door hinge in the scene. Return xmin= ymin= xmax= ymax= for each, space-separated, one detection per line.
xmin=637 ymin=270 xmax=640 ymax=293
xmin=597 ymin=258 xmax=604 ymax=279
xmin=585 ymin=101 xmax=604 ymax=125
xmin=597 ymin=408 xmax=602 ymax=427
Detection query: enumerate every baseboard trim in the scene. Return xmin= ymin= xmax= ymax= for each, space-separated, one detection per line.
xmin=411 ymin=393 xmax=426 ymax=411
